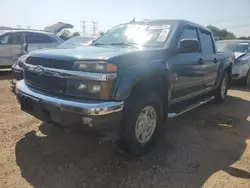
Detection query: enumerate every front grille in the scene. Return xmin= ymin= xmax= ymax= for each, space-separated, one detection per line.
xmin=24 ymin=70 xmax=67 ymax=94
xmin=26 ymin=57 xmax=74 ymax=70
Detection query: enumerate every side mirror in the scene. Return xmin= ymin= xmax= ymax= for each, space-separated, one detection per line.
xmin=179 ymin=39 xmax=199 ymax=54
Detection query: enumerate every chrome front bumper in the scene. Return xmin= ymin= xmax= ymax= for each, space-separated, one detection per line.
xmin=16 ymin=80 xmax=124 ymax=116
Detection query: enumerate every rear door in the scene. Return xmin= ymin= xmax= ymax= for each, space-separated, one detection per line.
xmin=44 ymin=22 xmax=74 ymax=35
xmin=199 ymin=29 xmax=220 ymax=88
xmin=169 ymin=25 xmax=205 ymax=100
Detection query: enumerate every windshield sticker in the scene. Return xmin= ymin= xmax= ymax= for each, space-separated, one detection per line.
xmin=149 ymin=25 xmax=170 ymax=30
xmin=157 ymin=29 xmax=170 ymax=42
xmin=239 ymin=43 xmax=249 ymax=45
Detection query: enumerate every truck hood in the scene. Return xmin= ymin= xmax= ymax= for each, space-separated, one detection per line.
xmin=44 ymin=22 xmax=74 ymax=35
xmin=29 ymin=46 xmax=139 ymax=61
xmin=234 ymin=52 xmax=247 ymax=60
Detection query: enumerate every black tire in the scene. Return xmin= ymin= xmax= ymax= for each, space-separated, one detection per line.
xmin=214 ymin=71 xmax=229 ymax=103
xmin=114 ymin=92 xmax=164 ymax=156
xmin=244 ymin=69 xmax=250 ymax=88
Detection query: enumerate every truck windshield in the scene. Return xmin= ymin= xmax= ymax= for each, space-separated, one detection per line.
xmin=216 ymin=41 xmax=250 ymax=53
xmin=93 ymin=23 xmax=172 ymax=47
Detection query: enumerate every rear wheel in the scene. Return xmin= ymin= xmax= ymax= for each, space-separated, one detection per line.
xmin=114 ymin=92 xmax=164 ymax=156
xmin=214 ymin=71 xmax=229 ymax=103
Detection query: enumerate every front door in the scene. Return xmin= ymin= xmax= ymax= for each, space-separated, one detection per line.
xmin=11 ymin=32 xmax=25 ymax=62
xmin=0 ymin=33 xmax=13 ymax=66
xmin=0 ymin=32 xmax=24 ymax=67
xmin=169 ymin=26 xmax=205 ymax=100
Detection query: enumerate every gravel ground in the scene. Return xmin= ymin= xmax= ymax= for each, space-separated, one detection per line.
xmin=0 ymin=70 xmax=250 ymax=188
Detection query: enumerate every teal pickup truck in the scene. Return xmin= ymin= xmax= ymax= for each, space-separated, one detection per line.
xmin=15 ymin=19 xmax=233 ymax=156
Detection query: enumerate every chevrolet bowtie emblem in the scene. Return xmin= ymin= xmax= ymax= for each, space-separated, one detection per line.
xmin=34 ymin=66 xmax=44 ymax=75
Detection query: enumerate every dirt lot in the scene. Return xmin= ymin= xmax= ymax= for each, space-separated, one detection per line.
xmin=0 ymin=70 xmax=249 ymax=188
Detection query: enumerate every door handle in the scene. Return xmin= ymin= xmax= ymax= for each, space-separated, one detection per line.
xmin=214 ymin=58 xmax=218 ymax=63
xmin=198 ymin=58 xmax=204 ymax=64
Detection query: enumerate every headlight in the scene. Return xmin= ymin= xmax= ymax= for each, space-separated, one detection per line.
xmin=236 ymin=60 xmax=248 ymax=64
xmin=66 ymin=79 xmax=114 ymax=99
xmin=73 ymin=61 xmax=118 ymax=73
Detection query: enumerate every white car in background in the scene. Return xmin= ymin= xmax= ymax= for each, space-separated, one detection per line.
xmin=0 ymin=22 xmax=73 ymax=68
xmin=216 ymin=40 xmax=250 ymax=86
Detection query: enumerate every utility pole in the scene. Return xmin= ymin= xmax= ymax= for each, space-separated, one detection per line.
xmin=92 ymin=22 xmax=98 ymax=36
xmin=81 ymin=20 xmax=86 ymax=36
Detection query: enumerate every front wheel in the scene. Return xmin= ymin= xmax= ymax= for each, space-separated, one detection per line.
xmin=244 ymin=69 xmax=250 ymax=88
xmin=114 ymin=92 xmax=164 ymax=156
xmin=214 ymin=71 xmax=229 ymax=103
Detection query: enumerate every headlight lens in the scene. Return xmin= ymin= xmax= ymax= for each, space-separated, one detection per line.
xmin=73 ymin=61 xmax=118 ymax=73
xmin=236 ymin=60 xmax=248 ymax=64
xmin=66 ymin=79 xmax=114 ymax=99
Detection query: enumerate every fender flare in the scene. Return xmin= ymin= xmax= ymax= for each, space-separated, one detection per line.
xmin=215 ymin=59 xmax=233 ymax=88
xmin=114 ymin=62 xmax=171 ymax=101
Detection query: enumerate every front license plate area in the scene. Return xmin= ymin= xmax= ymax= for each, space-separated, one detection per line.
xmin=19 ymin=95 xmax=50 ymax=121
xmin=20 ymin=95 xmax=37 ymax=114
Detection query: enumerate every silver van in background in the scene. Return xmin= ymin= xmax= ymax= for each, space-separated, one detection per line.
xmin=0 ymin=22 xmax=73 ymax=68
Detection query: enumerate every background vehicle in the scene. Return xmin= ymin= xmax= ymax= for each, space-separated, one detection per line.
xmin=216 ymin=40 xmax=250 ymax=86
xmin=15 ymin=19 xmax=232 ymax=156
xmin=58 ymin=36 xmax=96 ymax=48
xmin=0 ymin=22 xmax=73 ymax=68
xmin=11 ymin=36 xmax=96 ymax=83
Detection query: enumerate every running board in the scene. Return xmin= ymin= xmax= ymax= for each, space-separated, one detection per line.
xmin=168 ymin=96 xmax=214 ymax=118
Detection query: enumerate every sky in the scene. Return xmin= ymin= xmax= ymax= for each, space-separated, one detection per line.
xmin=1 ymin=0 xmax=250 ymax=37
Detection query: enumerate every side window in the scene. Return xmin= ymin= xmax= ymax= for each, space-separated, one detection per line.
xmin=178 ymin=27 xmax=200 ymax=54
xmin=25 ymin=32 xmax=55 ymax=44
xmin=179 ymin=27 xmax=199 ymax=41
xmin=0 ymin=33 xmax=13 ymax=44
xmin=12 ymin=33 xmax=24 ymax=44
xmin=200 ymin=31 xmax=214 ymax=53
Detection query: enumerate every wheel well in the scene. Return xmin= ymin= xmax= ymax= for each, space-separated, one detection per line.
xmin=225 ymin=65 xmax=232 ymax=86
xmin=129 ymin=76 xmax=169 ymax=121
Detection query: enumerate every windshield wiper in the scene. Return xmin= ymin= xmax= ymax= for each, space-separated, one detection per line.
xmin=109 ymin=41 xmax=139 ymax=47
xmin=92 ymin=42 xmax=105 ymax=46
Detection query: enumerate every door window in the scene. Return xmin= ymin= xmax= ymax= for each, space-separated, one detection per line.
xmin=200 ymin=31 xmax=214 ymax=53
xmin=25 ymin=32 xmax=56 ymax=44
xmin=0 ymin=34 xmax=12 ymax=44
xmin=179 ymin=28 xmax=199 ymax=41
xmin=0 ymin=33 xmax=24 ymax=44
xmin=178 ymin=27 xmax=200 ymax=53
xmin=12 ymin=33 xmax=24 ymax=44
